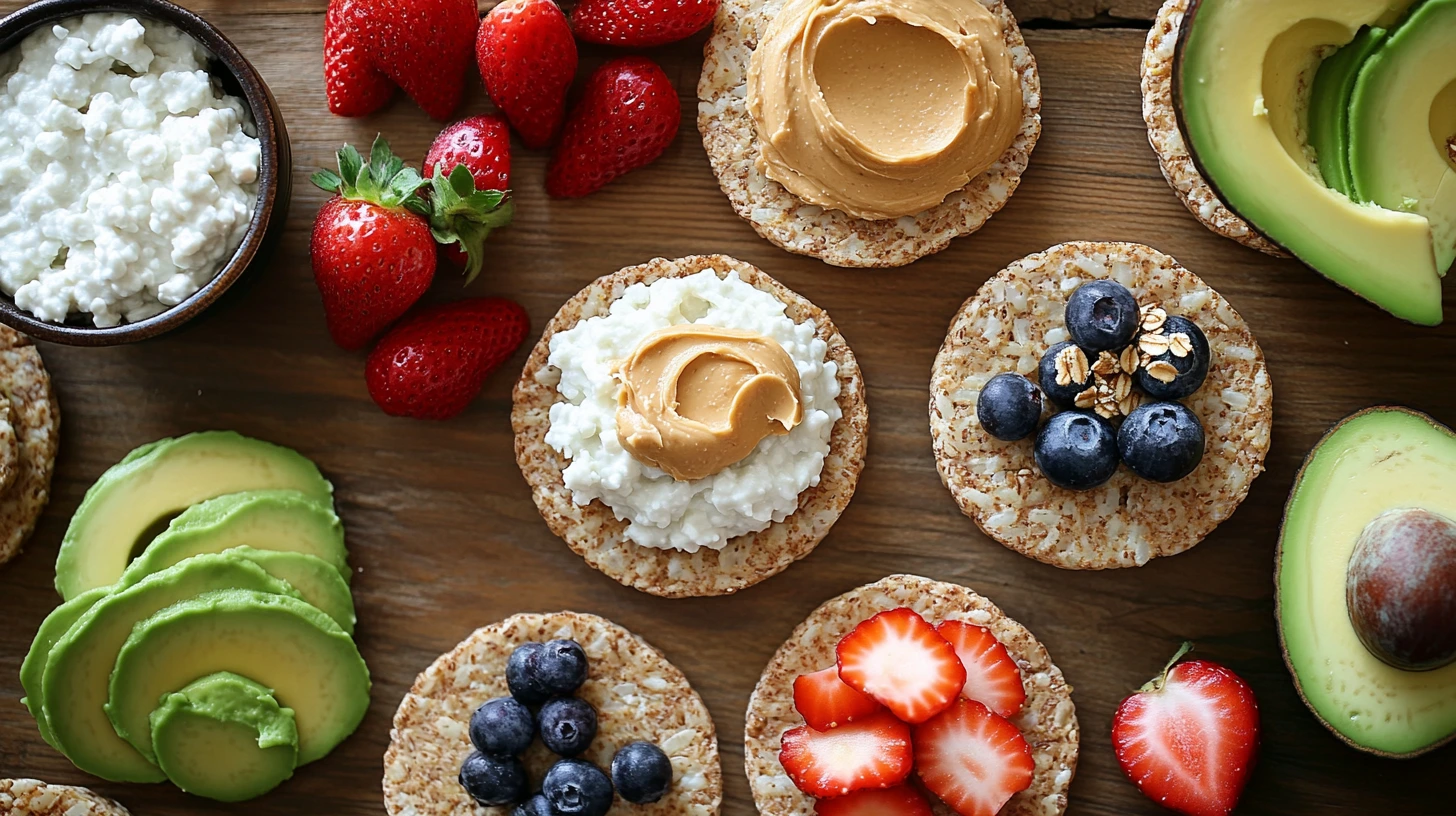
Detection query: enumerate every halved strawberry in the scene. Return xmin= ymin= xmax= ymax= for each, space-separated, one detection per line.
xmin=814 ymin=784 xmax=934 ymax=816
xmin=914 ymin=698 xmax=1034 ymax=816
xmin=794 ymin=666 xmax=884 ymax=731
xmin=836 ymin=608 xmax=966 ymax=724
xmin=938 ymin=621 xmax=1027 ymax=718
xmin=779 ymin=711 xmax=913 ymax=798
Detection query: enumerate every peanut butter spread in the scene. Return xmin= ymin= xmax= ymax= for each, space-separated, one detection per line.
xmin=614 ymin=325 xmax=803 ymax=481
xmin=746 ymin=0 xmax=1022 ymax=221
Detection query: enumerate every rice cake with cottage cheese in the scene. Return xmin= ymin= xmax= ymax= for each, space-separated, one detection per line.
xmin=930 ymin=242 xmax=1272 ymax=569
xmin=697 ymin=0 xmax=1041 ymax=268
xmin=0 ymin=326 xmax=59 ymax=568
xmin=0 ymin=779 xmax=131 ymax=816
xmin=383 ymin=612 xmax=721 ymax=816
xmin=1141 ymin=0 xmax=1287 ymax=257
xmin=744 ymin=574 xmax=1078 ymax=816
xmin=512 ymin=255 xmax=867 ymax=598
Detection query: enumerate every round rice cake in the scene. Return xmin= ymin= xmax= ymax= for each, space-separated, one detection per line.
xmin=1140 ymin=0 xmax=1287 ymax=257
xmin=0 ymin=326 xmax=59 ymax=568
xmin=930 ymin=241 xmax=1273 ymax=569
xmin=745 ymin=574 xmax=1078 ymax=816
xmin=512 ymin=255 xmax=868 ymax=598
xmin=383 ymin=612 xmax=722 ymax=816
xmin=697 ymin=0 xmax=1042 ymax=268
xmin=0 ymin=779 xmax=130 ymax=815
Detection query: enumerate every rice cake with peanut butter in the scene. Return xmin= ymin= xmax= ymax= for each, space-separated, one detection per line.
xmin=384 ymin=612 xmax=721 ymax=816
xmin=0 ymin=326 xmax=59 ymax=569
xmin=0 ymin=779 xmax=131 ymax=816
xmin=698 ymin=0 xmax=1041 ymax=268
xmin=1141 ymin=0 xmax=1287 ymax=257
xmin=745 ymin=574 xmax=1078 ymax=816
xmin=930 ymin=242 xmax=1272 ymax=569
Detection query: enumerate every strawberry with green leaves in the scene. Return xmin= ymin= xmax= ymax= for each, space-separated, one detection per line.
xmin=422 ymin=164 xmax=514 ymax=286
xmin=425 ymin=116 xmax=513 ymax=277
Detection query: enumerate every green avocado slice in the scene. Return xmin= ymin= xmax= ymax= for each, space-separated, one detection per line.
xmin=56 ymin=432 xmax=334 ymax=600
xmin=151 ymin=672 xmax=299 ymax=802
xmin=107 ymin=589 xmax=370 ymax=767
xmin=41 ymin=555 xmax=298 ymax=782
xmin=213 ymin=547 xmax=355 ymax=634
xmin=1308 ymin=25 xmax=1388 ymax=196
xmin=20 ymin=588 xmax=106 ymax=750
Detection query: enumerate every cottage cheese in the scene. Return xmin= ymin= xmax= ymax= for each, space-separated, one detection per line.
xmin=545 ymin=271 xmax=842 ymax=552
xmin=0 ymin=14 xmax=261 ymax=327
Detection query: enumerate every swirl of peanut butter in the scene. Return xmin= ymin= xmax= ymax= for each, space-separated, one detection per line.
xmin=614 ymin=325 xmax=803 ymax=482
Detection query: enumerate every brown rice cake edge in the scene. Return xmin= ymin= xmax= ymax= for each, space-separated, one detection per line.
xmin=0 ymin=326 xmax=59 ymax=568
xmin=0 ymin=779 xmax=131 ymax=816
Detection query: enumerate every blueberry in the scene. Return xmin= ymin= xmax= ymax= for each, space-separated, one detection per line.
xmin=538 ymin=697 xmax=598 ymax=756
xmin=542 ymin=758 xmax=614 ymax=816
xmin=1065 ymin=280 xmax=1140 ymax=352
xmin=1038 ymin=342 xmax=1095 ymax=409
xmin=460 ymin=750 xmax=528 ymax=806
xmin=470 ymin=697 xmax=535 ymax=756
xmin=611 ymin=741 xmax=674 ymax=804
xmin=1034 ymin=410 xmax=1119 ymax=490
xmin=1134 ymin=316 xmax=1210 ymax=400
xmin=513 ymin=794 xmax=558 ymax=816
xmin=508 ymin=640 xmax=588 ymax=704
xmin=976 ymin=373 xmax=1043 ymax=441
xmin=1118 ymin=401 xmax=1205 ymax=482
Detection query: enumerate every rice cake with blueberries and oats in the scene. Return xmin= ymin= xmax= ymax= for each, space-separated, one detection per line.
xmin=744 ymin=574 xmax=1078 ymax=816
xmin=697 ymin=0 xmax=1041 ymax=268
xmin=930 ymin=242 xmax=1272 ymax=570
xmin=383 ymin=612 xmax=721 ymax=816
xmin=512 ymin=255 xmax=867 ymax=598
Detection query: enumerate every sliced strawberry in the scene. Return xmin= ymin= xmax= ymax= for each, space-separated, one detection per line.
xmin=779 ymin=711 xmax=912 ymax=799
xmin=794 ymin=666 xmax=884 ymax=732
xmin=937 ymin=621 xmax=1027 ymax=718
xmin=914 ymin=698 xmax=1034 ymax=816
xmin=1112 ymin=644 xmax=1259 ymax=816
xmin=324 ymin=0 xmax=394 ymax=117
xmin=814 ymin=785 xmax=934 ymax=816
xmin=836 ymin=608 xmax=966 ymax=724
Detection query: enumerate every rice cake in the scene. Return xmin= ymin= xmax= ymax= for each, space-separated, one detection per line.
xmin=698 ymin=0 xmax=1041 ymax=268
xmin=1141 ymin=0 xmax=1288 ymax=257
xmin=383 ymin=612 xmax=721 ymax=816
xmin=930 ymin=242 xmax=1273 ymax=569
xmin=0 ymin=779 xmax=130 ymax=816
xmin=744 ymin=574 xmax=1078 ymax=816
xmin=512 ymin=255 xmax=867 ymax=598
xmin=0 ymin=326 xmax=59 ymax=568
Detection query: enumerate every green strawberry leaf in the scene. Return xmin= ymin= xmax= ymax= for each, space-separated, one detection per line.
xmin=311 ymin=170 xmax=343 ymax=193
xmin=315 ymin=135 xmax=429 ymax=214
xmin=426 ymin=162 xmax=513 ymax=286
xmin=338 ymin=144 xmax=364 ymax=188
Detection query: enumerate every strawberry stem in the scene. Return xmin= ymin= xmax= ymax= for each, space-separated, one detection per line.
xmin=426 ymin=163 xmax=513 ymax=285
xmin=311 ymin=135 xmax=430 ymax=213
xmin=1140 ymin=641 xmax=1194 ymax=693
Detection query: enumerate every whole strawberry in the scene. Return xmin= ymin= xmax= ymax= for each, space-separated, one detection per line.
xmin=572 ymin=0 xmax=719 ymax=47
xmin=366 ymin=298 xmax=530 ymax=420
xmin=311 ymin=137 xmax=436 ymax=350
xmin=324 ymin=0 xmax=394 ymax=116
xmin=425 ymin=116 xmax=514 ymax=279
xmin=343 ymin=0 xmax=478 ymax=121
xmin=477 ymin=0 xmax=577 ymax=149
xmin=547 ymin=57 xmax=680 ymax=198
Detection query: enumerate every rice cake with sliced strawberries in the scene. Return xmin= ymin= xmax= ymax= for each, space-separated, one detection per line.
xmin=745 ymin=574 xmax=1078 ymax=816
xmin=697 ymin=0 xmax=1041 ymax=268
xmin=930 ymin=241 xmax=1272 ymax=569
xmin=383 ymin=611 xmax=721 ymax=816
xmin=0 ymin=326 xmax=59 ymax=569
xmin=0 ymin=779 xmax=130 ymax=816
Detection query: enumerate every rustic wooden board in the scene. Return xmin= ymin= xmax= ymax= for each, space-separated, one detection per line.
xmin=1 ymin=1 xmax=1452 ymax=815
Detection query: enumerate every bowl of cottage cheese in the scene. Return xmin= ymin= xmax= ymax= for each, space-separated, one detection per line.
xmin=0 ymin=0 xmax=289 ymax=344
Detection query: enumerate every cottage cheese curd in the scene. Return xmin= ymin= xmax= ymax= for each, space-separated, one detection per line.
xmin=0 ymin=14 xmax=261 ymax=327
xmin=545 ymin=270 xmax=842 ymax=552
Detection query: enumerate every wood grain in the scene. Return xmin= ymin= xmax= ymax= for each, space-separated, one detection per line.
xmin=0 ymin=3 xmax=1452 ymax=816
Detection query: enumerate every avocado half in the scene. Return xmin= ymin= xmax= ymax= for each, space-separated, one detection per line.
xmin=1174 ymin=0 xmax=1456 ymax=325
xmin=1277 ymin=407 xmax=1456 ymax=757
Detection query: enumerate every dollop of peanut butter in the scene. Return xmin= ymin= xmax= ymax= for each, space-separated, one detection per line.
xmin=614 ymin=325 xmax=803 ymax=481
xmin=747 ymin=0 xmax=1022 ymax=220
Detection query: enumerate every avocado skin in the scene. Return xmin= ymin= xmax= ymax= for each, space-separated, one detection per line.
xmin=1308 ymin=26 xmax=1387 ymax=196
xmin=151 ymin=672 xmax=299 ymax=803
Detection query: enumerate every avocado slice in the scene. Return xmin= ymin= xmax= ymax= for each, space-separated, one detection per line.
xmin=1278 ymin=407 xmax=1456 ymax=757
xmin=40 ymin=554 xmax=298 ymax=782
xmin=19 ymin=588 xmax=105 ymax=750
xmin=56 ymin=432 xmax=334 ymax=600
xmin=1308 ymin=26 xmax=1387 ymax=196
xmin=151 ymin=672 xmax=299 ymax=802
xmin=107 ymin=588 xmax=370 ymax=767
xmin=213 ymin=547 xmax=356 ymax=634
xmin=1349 ymin=0 xmax=1456 ymax=274
xmin=122 ymin=489 xmax=348 ymax=585
xmin=1177 ymin=0 xmax=1444 ymax=325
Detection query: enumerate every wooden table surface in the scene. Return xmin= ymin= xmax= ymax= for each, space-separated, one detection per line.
xmin=1 ymin=1 xmax=1453 ymax=813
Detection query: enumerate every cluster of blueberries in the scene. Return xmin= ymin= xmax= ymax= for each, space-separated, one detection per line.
xmin=975 ymin=279 xmax=1213 ymax=490
xmin=459 ymin=639 xmax=674 ymax=816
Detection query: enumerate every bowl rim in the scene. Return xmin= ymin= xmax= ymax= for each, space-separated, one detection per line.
xmin=0 ymin=0 xmax=287 ymax=346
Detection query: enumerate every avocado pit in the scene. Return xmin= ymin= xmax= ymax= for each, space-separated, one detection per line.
xmin=1347 ymin=508 xmax=1456 ymax=672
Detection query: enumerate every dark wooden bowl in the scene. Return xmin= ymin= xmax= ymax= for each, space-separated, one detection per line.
xmin=0 ymin=0 xmax=290 ymax=346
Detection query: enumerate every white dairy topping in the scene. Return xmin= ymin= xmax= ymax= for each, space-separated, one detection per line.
xmin=545 ymin=270 xmax=842 ymax=552
xmin=0 ymin=14 xmax=260 ymax=327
